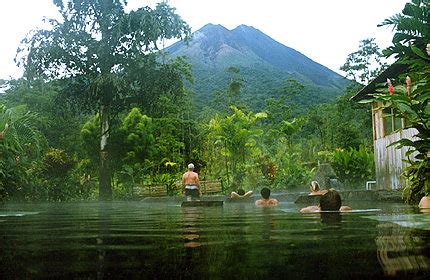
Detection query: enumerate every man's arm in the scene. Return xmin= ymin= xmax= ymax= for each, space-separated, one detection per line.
xmin=243 ymin=191 xmax=253 ymax=197
xmin=231 ymin=192 xmax=240 ymax=199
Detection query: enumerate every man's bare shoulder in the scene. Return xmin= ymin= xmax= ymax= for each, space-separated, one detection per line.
xmin=269 ymin=198 xmax=278 ymax=206
xmin=255 ymin=199 xmax=278 ymax=207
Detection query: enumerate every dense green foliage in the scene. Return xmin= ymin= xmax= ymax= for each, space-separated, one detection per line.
xmin=0 ymin=104 xmax=46 ymax=200
xmin=191 ymin=65 xmax=347 ymax=112
xmin=16 ymin=0 xmax=191 ymax=199
xmin=370 ymin=0 xmax=430 ymax=202
xmin=1 ymin=66 xmax=375 ymax=201
xmin=206 ymin=106 xmax=266 ymax=187
xmin=330 ymin=146 xmax=375 ymax=188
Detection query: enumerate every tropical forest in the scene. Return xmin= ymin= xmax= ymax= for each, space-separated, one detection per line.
xmin=0 ymin=0 xmax=428 ymax=203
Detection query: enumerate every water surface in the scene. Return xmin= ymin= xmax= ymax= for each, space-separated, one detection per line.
xmin=1 ymin=201 xmax=429 ymax=279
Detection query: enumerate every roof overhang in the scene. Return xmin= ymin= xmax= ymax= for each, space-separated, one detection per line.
xmin=350 ymin=63 xmax=409 ymax=101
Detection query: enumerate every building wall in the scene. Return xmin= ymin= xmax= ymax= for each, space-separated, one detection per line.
xmin=372 ymin=103 xmax=417 ymax=189
xmin=374 ymin=128 xmax=416 ymax=189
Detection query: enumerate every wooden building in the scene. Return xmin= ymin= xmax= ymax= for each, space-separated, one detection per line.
xmin=351 ymin=64 xmax=416 ymax=190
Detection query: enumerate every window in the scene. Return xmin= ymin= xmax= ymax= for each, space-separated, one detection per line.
xmin=383 ymin=108 xmax=405 ymax=137
xmin=394 ymin=115 xmax=403 ymax=131
xmin=403 ymin=118 xmax=410 ymax=129
xmin=383 ymin=108 xmax=394 ymax=136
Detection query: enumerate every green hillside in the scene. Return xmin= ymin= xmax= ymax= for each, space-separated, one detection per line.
xmin=166 ymin=23 xmax=351 ymax=111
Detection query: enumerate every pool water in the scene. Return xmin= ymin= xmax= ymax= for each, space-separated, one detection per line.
xmin=0 ymin=200 xmax=429 ymax=279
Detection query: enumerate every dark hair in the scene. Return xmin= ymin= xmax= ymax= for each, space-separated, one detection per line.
xmin=237 ymin=188 xmax=245 ymax=196
xmin=319 ymin=190 xmax=342 ymax=211
xmin=260 ymin=187 xmax=271 ymax=199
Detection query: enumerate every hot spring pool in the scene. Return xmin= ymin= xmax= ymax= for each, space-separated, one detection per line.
xmin=0 ymin=200 xmax=429 ymax=279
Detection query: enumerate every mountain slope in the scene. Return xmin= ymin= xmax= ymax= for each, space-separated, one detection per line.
xmin=165 ymin=23 xmax=350 ymax=111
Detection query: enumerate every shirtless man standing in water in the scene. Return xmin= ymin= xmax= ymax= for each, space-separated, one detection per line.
xmin=182 ymin=163 xmax=201 ymax=201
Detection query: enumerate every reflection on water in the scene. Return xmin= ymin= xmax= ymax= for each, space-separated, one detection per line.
xmin=0 ymin=201 xmax=429 ymax=279
xmin=0 ymin=211 xmax=40 ymax=217
xmin=259 ymin=207 xmax=278 ymax=241
xmin=96 ymin=203 xmax=111 ymax=280
xmin=182 ymin=207 xmax=201 ymax=248
xmin=375 ymin=223 xmax=430 ymax=277
xmin=370 ymin=211 xmax=430 ymax=278
xmin=320 ymin=212 xmax=342 ymax=225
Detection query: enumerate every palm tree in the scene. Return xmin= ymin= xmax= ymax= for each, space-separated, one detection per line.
xmin=1 ymin=104 xmax=45 ymax=200
xmin=208 ymin=106 xmax=266 ymax=187
xmin=0 ymin=104 xmax=45 ymax=155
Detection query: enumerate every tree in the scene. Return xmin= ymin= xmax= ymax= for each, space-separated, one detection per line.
xmin=330 ymin=146 xmax=375 ymax=188
xmin=17 ymin=0 xmax=191 ymax=199
xmin=120 ymin=108 xmax=154 ymax=166
xmin=0 ymin=104 xmax=45 ymax=199
xmin=0 ymin=79 xmax=7 ymax=92
xmin=340 ymin=38 xmax=388 ymax=84
xmin=3 ymin=79 xmax=86 ymax=156
xmin=379 ymin=0 xmax=429 ymax=62
xmin=0 ymin=104 xmax=45 ymax=154
xmin=207 ymin=106 xmax=266 ymax=188
xmin=264 ymin=79 xmax=303 ymax=125
xmin=211 ymin=66 xmax=247 ymax=114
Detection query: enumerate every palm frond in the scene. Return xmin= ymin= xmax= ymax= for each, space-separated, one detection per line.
xmin=378 ymin=14 xmax=403 ymax=29
xmin=0 ymin=105 xmax=46 ymax=156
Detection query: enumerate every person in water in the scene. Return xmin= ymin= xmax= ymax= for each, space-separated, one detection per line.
xmin=230 ymin=188 xmax=253 ymax=199
xmin=255 ymin=187 xmax=278 ymax=207
xmin=419 ymin=196 xmax=430 ymax=213
xmin=182 ymin=163 xmax=201 ymax=201
xmin=300 ymin=189 xmax=352 ymax=213
xmin=308 ymin=180 xmax=326 ymax=196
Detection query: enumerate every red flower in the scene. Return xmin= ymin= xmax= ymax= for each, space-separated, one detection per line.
xmin=405 ymin=76 xmax=411 ymax=96
xmin=387 ymin=78 xmax=395 ymax=95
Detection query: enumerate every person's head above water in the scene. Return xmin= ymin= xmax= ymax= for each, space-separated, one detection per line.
xmin=319 ymin=189 xmax=341 ymax=211
xmin=237 ymin=188 xmax=245 ymax=196
xmin=260 ymin=187 xmax=271 ymax=199
xmin=310 ymin=181 xmax=320 ymax=192
xmin=187 ymin=163 xmax=194 ymax=170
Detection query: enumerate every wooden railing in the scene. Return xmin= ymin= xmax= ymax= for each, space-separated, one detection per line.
xmin=200 ymin=180 xmax=223 ymax=195
xmin=134 ymin=184 xmax=167 ymax=197
xmin=135 ymin=179 xmax=223 ymax=197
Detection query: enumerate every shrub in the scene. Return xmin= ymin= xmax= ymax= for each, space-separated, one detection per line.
xmin=330 ymin=146 xmax=375 ymax=188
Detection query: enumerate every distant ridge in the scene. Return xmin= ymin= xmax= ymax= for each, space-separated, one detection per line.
xmin=165 ymin=23 xmax=350 ymax=110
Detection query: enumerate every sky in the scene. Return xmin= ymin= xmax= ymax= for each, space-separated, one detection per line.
xmin=0 ymin=0 xmax=410 ymax=80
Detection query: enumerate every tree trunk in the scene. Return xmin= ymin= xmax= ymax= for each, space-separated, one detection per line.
xmin=225 ymin=140 xmax=230 ymax=187
xmin=99 ymin=104 xmax=112 ymax=200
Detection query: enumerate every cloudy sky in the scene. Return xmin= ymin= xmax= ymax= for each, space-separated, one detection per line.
xmin=0 ymin=0 xmax=409 ymax=80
